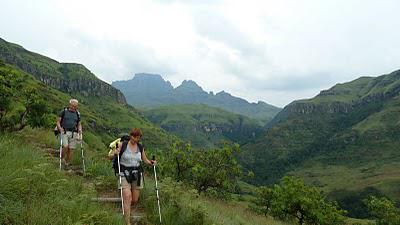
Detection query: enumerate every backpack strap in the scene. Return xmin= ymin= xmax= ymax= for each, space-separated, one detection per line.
xmin=60 ymin=108 xmax=67 ymax=124
xmin=119 ymin=141 xmax=129 ymax=157
xmin=60 ymin=107 xmax=80 ymax=127
xmin=119 ymin=141 xmax=143 ymax=157
xmin=137 ymin=143 xmax=144 ymax=154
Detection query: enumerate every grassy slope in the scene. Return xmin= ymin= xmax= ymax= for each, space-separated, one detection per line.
xmin=0 ymin=126 xmax=290 ymax=225
xmin=242 ymin=70 xmax=400 ymax=203
xmin=144 ymin=104 xmax=262 ymax=148
xmin=1 ymin=62 xmax=177 ymax=151
xmin=0 ymin=47 xmax=288 ymax=224
xmin=0 ymin=37 xmax=96 ymax=80
xmin=0 ymin=131 xmax=124 ymax=225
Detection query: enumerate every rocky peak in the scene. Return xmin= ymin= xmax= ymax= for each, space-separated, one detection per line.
xmin=113 ymin=73 xmax=173 ymax=93
xmin=176 ymin=80 xmax=205 ymax=93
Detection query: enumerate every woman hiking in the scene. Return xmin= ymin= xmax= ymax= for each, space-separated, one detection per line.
xmin=109 ymin=128 xmax=156 ymax=225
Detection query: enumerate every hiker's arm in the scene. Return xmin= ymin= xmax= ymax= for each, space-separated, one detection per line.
xmin=77 ymin=121 xmax=82 ymax=133
xmin=56 ymin=117 xmax=64 ymax=133
xmin=108 ymin=143 xmax=121 ymax=160
xmin=142 ymin=149 xmax=156 ymax=165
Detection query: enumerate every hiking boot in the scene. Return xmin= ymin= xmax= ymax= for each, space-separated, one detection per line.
xmin=61 ymin=160 xmax=71 ymax=170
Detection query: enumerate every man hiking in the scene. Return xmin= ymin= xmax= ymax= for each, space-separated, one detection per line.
xmin=56 ymin=99 xmax=82 ymax=169
xmin=109 ymin=128 xmax=156 ymax=225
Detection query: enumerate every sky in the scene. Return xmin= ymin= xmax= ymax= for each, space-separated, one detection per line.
xmin=1 ymin=0 xmax=400 ymax=107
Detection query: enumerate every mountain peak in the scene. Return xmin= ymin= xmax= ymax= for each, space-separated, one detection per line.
xmin=216 ymin=90 xmax=231 ymax=96
xmin=134 ymin=73 xmax=163 ymax=78
xmin=176 ymin=80 xmax=204 ymax=92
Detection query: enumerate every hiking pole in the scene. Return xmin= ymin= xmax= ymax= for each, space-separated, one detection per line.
xmin=80 ymin=132 xmax=86 ymax=174
xmin=59 ymin=134 xmax=63 ymax=171
xmin=152 ymin=155 xmax=162 ymax=224
xmin=117 ymin=153 xmax=125 ymax=215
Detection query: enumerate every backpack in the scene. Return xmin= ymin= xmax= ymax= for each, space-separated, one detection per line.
xmin=54 ymin=107 xmax=81 ymax=136
xmin=111 ymin=137 xmax=144 ymax=175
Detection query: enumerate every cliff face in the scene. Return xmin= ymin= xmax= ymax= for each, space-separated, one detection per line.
xmin=0 ymin=38 xmax=126 ymax=104
xmin=38 ymin=75 xmax=126 ymax=103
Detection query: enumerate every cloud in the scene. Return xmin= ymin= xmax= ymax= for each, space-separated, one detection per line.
xmin=1 ymin=0 xmax=400 ymax=107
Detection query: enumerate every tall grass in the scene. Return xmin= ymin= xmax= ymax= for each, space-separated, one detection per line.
xmin=0 ymin=134 xmax=124 ymax=225
xmin=0 ymin=128 xmax=290 ymax=225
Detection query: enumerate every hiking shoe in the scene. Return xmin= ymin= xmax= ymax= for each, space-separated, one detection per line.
xmin=65 ymin=162 xmax=71 ymax=170
xmin=61 ymin=160 xmax=71 ymax=170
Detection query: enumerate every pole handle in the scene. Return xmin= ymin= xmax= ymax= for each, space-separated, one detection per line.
xmin=152 ymin=155 xmax=156 ymax=161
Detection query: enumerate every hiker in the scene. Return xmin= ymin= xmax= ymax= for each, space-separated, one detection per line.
xmin=56 ymin=99 xmax=82 ymax=169
xmin=109 ymin=128 xmax=156 ymax=225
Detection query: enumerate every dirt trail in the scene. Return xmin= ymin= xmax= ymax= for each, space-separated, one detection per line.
xmin=40 ymin=143 xmax=148 ymax=225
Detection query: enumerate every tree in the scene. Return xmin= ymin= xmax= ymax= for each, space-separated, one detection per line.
xmin=365 ymin=196 xmax=400 ymax=225
xmin=190 ymin=143 xmax=241 ymax=193
xmin=164 ymin=142 xmax=194 ymax=182
xmin=22 ymin=88 xmax=52 ymax=129
xmin=256 ymin=176 xmax=345 ymax=225
xmin=0 ymin=68 xmax=24 ymax=130
xmin=251 ymin=186 xmax=273 ymax=216
xmin=164 ymin=141 xmax=242 ymax=194
xmin=0 ymin=67 xmax=51 ymax=131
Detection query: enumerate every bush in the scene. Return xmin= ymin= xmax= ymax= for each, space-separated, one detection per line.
xmin=364 ymin=196 xmax=400 ymax=225
xmin=251 ymin=176 xmax=346 ymax=225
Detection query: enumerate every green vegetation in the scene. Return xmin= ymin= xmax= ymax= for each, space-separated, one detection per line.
xmin=0 ymin=134 xmax=123 ymax=225
xmin=0 ymin=61 xmax=176 ymax=151
xmin=251 ymin=176 xmax=346 ymax=225
xmin=365 ymin=196 xmax=400 ymax=225
xmin=0 ymin=38 xmax=96 ymax=80
xmin=144 ymin=104 xmax=262 ymax=147
xmin=3 ymin=36 xmax=400 ymax=224
xmin=160 ymin=141 xmax=241 ymax=194
xmin=241 ymin=70 xmax=400 ymax=218
xmin=0 ymin=38 xmax=290 ymax=225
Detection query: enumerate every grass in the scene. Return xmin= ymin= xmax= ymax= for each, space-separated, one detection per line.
xmin=201 ymin=198 xmax=288 ymax=225
xmin=0 ymin=132 xmax=124 ymax=225
xmin=291 ymin=161 xmax=400 ymax=197
xmin=2 ymin=127 xmax=290 ymax=225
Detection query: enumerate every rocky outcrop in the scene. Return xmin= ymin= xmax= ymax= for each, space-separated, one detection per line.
xmin=285 ymin=101 xmax=354 ymax=114
xmin=38 ymin=75 xmax=126 ymax=104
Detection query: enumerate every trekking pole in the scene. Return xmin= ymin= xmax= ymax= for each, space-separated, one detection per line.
xmin=80 ymin=132 xmax=86 ymax=174
xmin=117 ymin=153 xmax=125 ymax=215
xmin=152 ymin=155 xmax=162 ymax=224
xmin=59 ymin=134 xmax=63 ymax=171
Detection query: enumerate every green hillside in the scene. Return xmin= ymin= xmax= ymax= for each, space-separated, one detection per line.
xmin=0 ymin=38 xmax=126 ymax=104
xmin=144 ymin=104 xmax=262 ymax=148
xmin=0 ymin=56 xmax=288 ymax=225
xmin=241 ymin=70 xmax=400 ymax=218
xmin=0 ymin=37 xmax=178 ymax=150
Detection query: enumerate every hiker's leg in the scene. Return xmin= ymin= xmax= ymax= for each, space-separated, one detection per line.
xmin=122 ymin=188 xmax=132 ymax=225
xmin=131 ymin=189 xmax=140 ymax=208
xmin=131 ymin=175 xmax=143 ymax=207
xmin=61 ymin=134 xmax=69 ymax=160
xmin=61 ymin=146 xmax=68 ymax=159
xmin=66 ymin=147 xmax=73 ymax=163
xmin=66 ymin=133 xmax=77 ymax=164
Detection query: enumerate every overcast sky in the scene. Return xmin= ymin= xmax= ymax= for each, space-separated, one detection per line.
xmin=1 ymin=0 xmax=400 ymax=107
